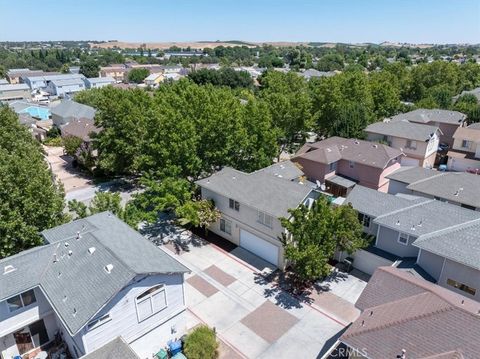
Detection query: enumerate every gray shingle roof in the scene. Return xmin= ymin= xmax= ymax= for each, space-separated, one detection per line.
xmin=85 ymin=77 xmax=115 ymax=84
xmin=413 ymin=219 xmax=480 ymax=271
xmin=365 ymin=120 xmax=439 ymax=141
xmin=0 ymin=213 xmax=189 ymax=335
xmin=389 ymin=109 xmax=466 ymax=125
xmin=374 ymin=199 xmax=480 ymax=237
xmin=82 ymin=337 xmax=139 ymax=359
xmin=406 ymin=172 xmax=480 ymax=209
xmin=0 ymin=83 xmax=30 ymax=91
xmin=51 ymin=78 xmax=85 ymax=87
xmin=295 ymin=137 xmax=403 ymax=169
xmin=257 ymin=160 xmax=304 ymax=181
xmin=50 ymin=100 xmax=96 ymax=120
xmin=345 ymin=185 xmax=425 ymax=217
xmin=196 ymin=167 xmax=313 ymax=218
xmin=386 ymin=166 xmax=441 ymax=184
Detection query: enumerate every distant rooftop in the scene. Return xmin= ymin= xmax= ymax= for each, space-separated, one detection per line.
xmin=365 ymin=119 xmax=439 ymax=141
xmin=389 ymin=109 xmax=466 ymax=125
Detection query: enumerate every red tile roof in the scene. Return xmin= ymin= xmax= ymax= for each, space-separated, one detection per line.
xmin=341 ymin=267 xmax=480 ymax=359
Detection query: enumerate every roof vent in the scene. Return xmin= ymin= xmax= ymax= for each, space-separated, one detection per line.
xmin=361 ymin=320 xmax=365 ymax=327
xmin=53 ymin=253 xmax=58 ymax=263
xmin=73 ymin=308 xmax=77 ymax=317
xmin=64 ymin=242 xmax=69 ymax=247
xmin=76 ymin=231 xmax=81 ymax=240
xmin=3 ymin=265 xmax=16 ymax=275
xmin=396 ymin=220 xmax=401 ymax=226
xmin=68 ymin=250 xmax=73 ymax=257
xmin=372 ymin=144 xmax=378 ymax=148
xmin=88 ymin=247 xmax=96 ymax=255
xmin=63 ymin=295 xmax=67 ymax=302
xmin=354 ymin=140 xmax=360 ymax=145
xmin=104 ymin=264 xmax=114 ymax=273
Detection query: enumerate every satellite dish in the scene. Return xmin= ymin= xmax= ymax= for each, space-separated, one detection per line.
xmin=320 ymin=184 xmax=326 ymax=191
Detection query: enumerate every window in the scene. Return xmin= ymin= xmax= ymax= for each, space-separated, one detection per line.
xmin=462 ymin=140 xmax=471 ymax=149
xmin=398 ymin=233 xmax=409 ymax=245
xmin=220 ymin=218 xmax=232 ymax=235
xmin=447 ymin=279 xmax=476 ymax=296
xmin=229 ymin=199 xmax=240 ymax=211
xmin=329 ymin=161 xmax=337 ymax=171
xmin=406 ymin=140 xmax=417 ymax=150
xmin=135 ymin=284 xmax=167 ymax=322
xmin=349 ymin=161 xmax=355 ymax=168
xmin=87 ymin=314 xmax=111 ymax=331
xmin=257 ymin=211 xmax=273 ymax=228
xmin=358 ymin=213 xmax=371 ymax=228
xmin=7 ymin=290 xmax=37 ymax=313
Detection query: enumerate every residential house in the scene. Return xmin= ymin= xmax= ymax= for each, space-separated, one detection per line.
xmin=339 ymin=266 xmax=480 ymax=359
xmin=292 ymin=137 xmax=403 ymax=195
xmin=345 ymin=185 xmax=480 ymax=301
xmin=46 ymin=78 xmax=86 ymax=97
xmin=298 ymin=69 xmax=336 ymax=80
xmin=387 ymin=166 xmax=480 ymax=210
xmin=99 ymin=65 xmax=128 ymax=82
xmin=453 ymin=87 xmax=480 ymax=103
xmin=144 ymin=73 xmax=164 ymax=87
xmin=365 ymin=119 xmax=440 ymax=167
xmin=447 ymin=123 xmax=480 ymax=173
xmin=195 ymin=162 xmax=316 ymax=268
xmin=0 ymin=84 xmax=31 ymax=102
xmin=83 ymin=77 xmax=115 ymax=89
xmin=50 ymin=100 xmax=96 ymax=127
xmin=6 ymin=69 xmax=54 ymax=84
xmin=22 ymin=73 xmax=81 ymax=91
xmin=0 ymin=212 xmax=190 ymax=359
xmin=0 ymin=79 xmax=8 ymax=85
xmin=388 ymin=109 xmax=466 ymax=147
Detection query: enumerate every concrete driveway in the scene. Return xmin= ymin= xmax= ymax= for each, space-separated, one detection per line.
xmin=151 ymin=225 xmax=367 ymax=359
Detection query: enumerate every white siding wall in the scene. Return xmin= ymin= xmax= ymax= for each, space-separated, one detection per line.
xmin=80 ymin=274 xmax=186 ymax=355
xmin=438 ymin=259 xmax=480 ymax=302
xmin=0 ymin=288 xmax=53 ymax=337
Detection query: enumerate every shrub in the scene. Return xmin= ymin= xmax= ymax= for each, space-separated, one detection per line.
xmin=183 ymin=325 xmax=218 ymax=359
xmin=43 ymin=136 xmax=63 ymax=146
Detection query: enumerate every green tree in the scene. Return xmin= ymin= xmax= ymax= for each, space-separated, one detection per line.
xmin=79 ymin=58 xmax=100 ymax=78
xmin=454 ymin=94 xmax=480 ymax=123
xmin=369 ymin=71 xmax=401 ymax=118
xmin=63 ymin=136 xmax=83 ymax=157
xmin=183 ymin=325 xmax=219 ymax=359
xmin=0 ymin=106 xmax=67 ymax=257
xmin=60 ymin=64 xmax=70 ymax=74
xmin=316 ymin=53 xmax=344 ymax=71
xmin=176 ymin=199 xmax=220 ymax=230
xmin=127 ymin=68 xmax=150 ymax=83
xmin=259 ymin=71 xmax=313 ymax=156
xmin=68 ymin=192 xmax=124 ymax=219
xmin=280 ymin=197 xmax=365 ymax=285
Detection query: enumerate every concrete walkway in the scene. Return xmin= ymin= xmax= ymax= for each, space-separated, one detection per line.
xmin=156 ymin=229 xmax=364 ymax=359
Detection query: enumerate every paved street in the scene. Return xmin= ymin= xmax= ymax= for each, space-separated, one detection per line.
xmin=151 ymin=225 xmax=367 ymax=359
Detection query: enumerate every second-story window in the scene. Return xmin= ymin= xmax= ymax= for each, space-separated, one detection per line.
xmin=329 ymin=161 xmax=337 ymax=171
xmin=398 ymin=232 xmax=409 ymax=245
xmin=358 ymin=213 xmax=371 ymax=228
xmin=258 ymin=211 xmax=273 ymax=228
xmin=135 ymin=284 xmax=167 ymax=322
xmin=462 ymin=140 xmax=471 ymax=149
xmin=7 ymin=289 xmax=37 ymax=313
xmin=229 ymin=198 xmax=240 ymax=211
xmin=406 ymin=140 xmax=417 ymax=150
xmin=349 ymin=161 xmax=355 ymax=168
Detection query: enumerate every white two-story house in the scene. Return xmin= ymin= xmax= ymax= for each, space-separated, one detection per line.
xmin=196 ymin=161 xmax=317 ymax=269
xmin=365 ymin=119 xmax=440 ymax=168
xmin=0 ymin=212 xmax=189 ymax=359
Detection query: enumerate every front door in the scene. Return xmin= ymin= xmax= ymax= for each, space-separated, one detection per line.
xmin=13 ymin=330 xmax=34 ymax=355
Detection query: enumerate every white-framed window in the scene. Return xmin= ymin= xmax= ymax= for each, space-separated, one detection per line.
xmin=257 ymin=211 xmax=273 ymax=228
xmin=462 ymin=140 xmax=471 ymax=149
xmin=229 ymin=199 xmax=240 ymax=211
xmin=135 ymin=284 xmax=167 ymax=322
xmin=398 ymin=232 xmax=409 ymax=245
xmin=349 ymin=161 xmax=355 ymax=168
xmin=358 ymin=213 xmax=371 ymax=228
xmin=220 ymin=218 xmax=232 ymax=234
xmin=447 ymin=278 xmax=476 ymax=296
xmin=7 ymin=289 xmax=36 ymax=313
xmin=329 ymin=161 xmax=337 ymax=171
xmin=87 ymin=313 xmax=111 ymax=331
xmin=406 ymin=140 xmax=417 ymax=150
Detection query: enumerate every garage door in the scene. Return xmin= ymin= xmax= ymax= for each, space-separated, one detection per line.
xmin=353 ymin=249 xmax=393 ymax=275
xmin=401 ymin=157 xmax=420 ymax=167
xmin=240 ymin=229 xmax=279 ymax=266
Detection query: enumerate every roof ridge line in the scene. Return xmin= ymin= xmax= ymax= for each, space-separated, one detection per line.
xmin=374 ymin=198 xmax=434 ymax=220
xmin=406 ymin=171 xmax=446 ymax=187
xmin=414 ymin=217 xmax=480 ymax=244
xmin=344 ymin=294 xmax=454 ymax=338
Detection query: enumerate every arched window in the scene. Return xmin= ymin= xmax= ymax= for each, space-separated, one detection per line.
xmin=135 ymin=284 xmax=167 ymax=322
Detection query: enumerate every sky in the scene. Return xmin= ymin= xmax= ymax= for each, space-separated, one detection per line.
xmin=0 ymin=0 xmax=479 ymax=44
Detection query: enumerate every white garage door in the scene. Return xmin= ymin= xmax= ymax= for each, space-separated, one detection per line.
xmin=240 ymin=229 xmax=279 ymax=266
xmin=401 ymin=157 xmax=420 ymax=167
xmin=353 ymin=249 xmax=393 ymax=275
